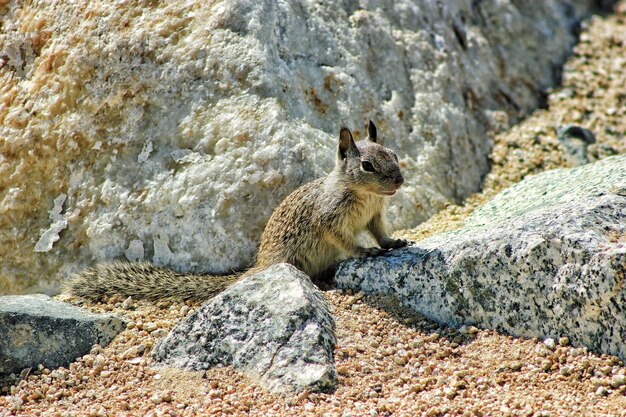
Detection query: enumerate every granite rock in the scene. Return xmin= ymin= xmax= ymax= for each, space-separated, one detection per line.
xmin=0 ymin=294 xmax=126 ymax=377
xmin=557 ymin=124 xmax=597 ymax=166
xmin=0 ymin=0 xmax=598 ymax=293
xmin=336 ymin=155 xmax=626 ymax=359
xmin=152 ymin=264 xmax=336 ymax=394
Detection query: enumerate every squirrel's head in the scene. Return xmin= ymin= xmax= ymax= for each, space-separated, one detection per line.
xmin=336 ymin=121 xmax=404 ymax=196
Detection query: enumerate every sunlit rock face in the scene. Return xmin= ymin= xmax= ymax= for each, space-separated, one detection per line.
xmin=0 ymin=0 xmax=595 ymax=293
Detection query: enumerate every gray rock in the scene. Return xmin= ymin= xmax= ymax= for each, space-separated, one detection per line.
xmin=557 ymin=124 xmax=596 ymax=166
xmin=0 ymin=295 xmax=126 ymax=377
xmin=152 ymin=264 xmax=336 ymax=394
xmin=0 ymin=0 xmax=599 ymax=294
xmin=336 ymin=155 xmax=626 ymax=359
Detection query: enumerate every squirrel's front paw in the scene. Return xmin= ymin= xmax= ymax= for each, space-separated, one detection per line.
xmin=357 ymin=247 xmax=389 ymax=258
xmin=381 ymin=238 xmax=411 ymax=250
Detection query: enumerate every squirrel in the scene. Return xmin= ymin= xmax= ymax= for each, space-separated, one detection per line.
xmin=67 ymin=121 xmax=408 ymax=303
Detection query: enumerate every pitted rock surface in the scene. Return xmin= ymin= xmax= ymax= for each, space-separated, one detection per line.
xmin=0 ymin=294 xmax=126 ymax=377
xmin=336 ymin=155 xmax=626 ymax=359
xmin=152 ymin=264 xmax=336 ymax=394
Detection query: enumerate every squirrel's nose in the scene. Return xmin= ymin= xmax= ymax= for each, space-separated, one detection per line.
xmin=395 ymin=175 xmax=404 ymax=187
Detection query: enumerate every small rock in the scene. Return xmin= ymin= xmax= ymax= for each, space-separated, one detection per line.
xmin=557 ymin=125 xmax=596 ymax=166
xmin=459 ymin=325 xmax=479 ymax=335
xmin=427 ymin=333 xmax=440 ymax=342
xmin=125 ymin=357 xmax=145 ymax=365
xmin=144 ymin=322 xmax=158 ymax=332
xmin=121 ymin=297 xmax=134 ymax=310
xmin=560 ymin=366 xmax=573 ymax=376
xmin=121 ymin=344 xmax=146 ymax=360
xmin=151 ymin=329 xmax=168 ymax=338
xmin=394 ymin=357 xmax=406 ymax=366
xmin=558 ymin=337 xmax=569 ymax=346
xmin=444 ymin=387 xmax=457 ymax=399
xmin=595 ymin=386 xmax=609 ymax=397
xmin=0 ymin=295 xmax=125 ymax=378
xmin=337 ymin=366 xmax=350 ymax=376
xmin=611 ymin=375 xmax=626 ymax=388
xmin=543 ymin=338 xmax=556 ymax=350
xmin=208 ymin=389 xmax=222 ymax=398
xmin=153 ymin=264 xmax=337 ymax=394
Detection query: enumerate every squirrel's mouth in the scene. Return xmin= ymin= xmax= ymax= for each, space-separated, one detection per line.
xmin=380 ymin=190 xmax=397 ymax=196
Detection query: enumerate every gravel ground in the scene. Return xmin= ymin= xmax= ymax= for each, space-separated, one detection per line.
xmin=2 ymin=4 xmax=626 ymax=417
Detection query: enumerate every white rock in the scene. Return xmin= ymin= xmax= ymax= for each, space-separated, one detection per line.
xmin=612 ymin=375 xmax=626 ymax=388
xmin=544 ymin=338 xmax=556 ymax=350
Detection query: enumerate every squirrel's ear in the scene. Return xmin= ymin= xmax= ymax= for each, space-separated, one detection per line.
xmin=367 ymin=120 xmax=377 ymax=143
xmin=338 ymin=127 xmax=358 ymax=160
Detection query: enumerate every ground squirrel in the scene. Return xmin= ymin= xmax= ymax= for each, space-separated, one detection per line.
xmin=68 ymin=121 xmax=408 ymax=302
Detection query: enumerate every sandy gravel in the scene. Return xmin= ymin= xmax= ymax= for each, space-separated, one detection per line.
xmin=2 ymin=3 xmax=626 ymax=417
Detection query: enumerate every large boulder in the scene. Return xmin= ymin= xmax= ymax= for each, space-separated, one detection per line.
xmin=336 ymin=155 xmax=626 ymax=359
xmin=152 ymin=263 xmax=337 ymax=394
xmin=0 ymin=0 xmax=598 ymax=293
xmin=0 ymin=294 xmax=126 ymax=378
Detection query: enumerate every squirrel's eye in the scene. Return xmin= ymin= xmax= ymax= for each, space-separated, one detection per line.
xmin=361 ymin=161 xmax=375 ymax=172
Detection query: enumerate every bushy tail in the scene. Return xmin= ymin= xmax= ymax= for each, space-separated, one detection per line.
xmin=66 ymin=261 xmax=241 ymax=303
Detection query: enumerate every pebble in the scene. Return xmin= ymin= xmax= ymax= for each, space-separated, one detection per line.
xmin=122 ymin=344 xmax=146 ymax=359
xmin=595 ymin=386 xmax=609 ymax=397
xmin=122 ymin=297 xmax=134 ymax=310
xmin=394 ymin=357 xmax=406 ymax=366
xmin=611 ymin=375 xmax=626 ymax=388
xmin=543 ymin=338 xmax=556 ymax=350
xmin=151 ymin=329 xmax=168 ymax=338
xmin=459 ymin=325 xmax=479 ymax=335
xmin=426 ymin=333 xmax=440 ymax=342
xmin=208 ymin=389 xmax=222 ymax=398
xmin=560 ymin=366 xmax=573 ymax=376
xmin=144 ymin=322 xmax=158 ymax=332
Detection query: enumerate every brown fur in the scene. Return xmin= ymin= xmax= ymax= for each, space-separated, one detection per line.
xmin=67 ymin=122 xmax=407 ymax=303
